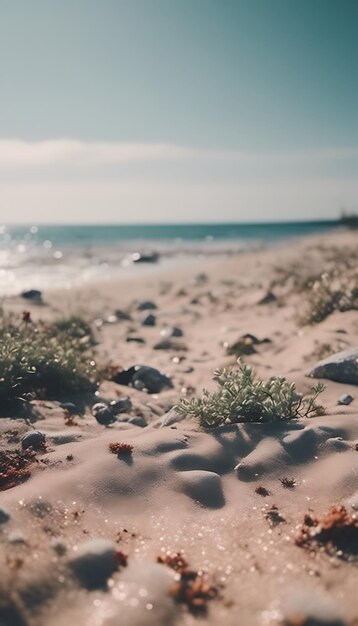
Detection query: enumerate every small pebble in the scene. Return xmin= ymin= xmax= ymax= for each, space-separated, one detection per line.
xmin=92 ymin=403 xmax=116 ymax=426
xmin=141 ymin=313 xmax=156 ymax=326
xmin=110 ymin=397 xmax=132 ymax=415
xmin=137 ymin=301 xmax=157 ymax=311
xmin=337 ymin=394 xmax=353 ymax=406
xmin=51 ymin=538 xmax=67 ymax=556
xmin=128 ymin=416 xmax=147 ymax=428
xmin=21 ymin=430 xmax=46 ymax=450
xmin=60 ymin=402 xmax=78 ymax=414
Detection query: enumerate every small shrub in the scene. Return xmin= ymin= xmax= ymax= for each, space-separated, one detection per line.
xmin=177 ymin=361 xmax=325 ymax=427
xmin=298 ymin=269 xmax=358 ymax=325
xmin=0 ymin=314 xmax=100 ymax=411
xmin=50 ymin=316 xmax=95 ymax=348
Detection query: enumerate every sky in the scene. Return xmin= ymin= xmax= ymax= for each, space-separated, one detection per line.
xmin=0 ymin=0 xmax=357 ymax=224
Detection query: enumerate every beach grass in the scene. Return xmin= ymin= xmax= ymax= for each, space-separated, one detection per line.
xmin=0 ymin=313 xmax=100 ymax=412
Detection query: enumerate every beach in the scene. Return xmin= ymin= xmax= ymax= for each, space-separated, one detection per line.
xmin=0 ymin=227 xmax=357 ymax=626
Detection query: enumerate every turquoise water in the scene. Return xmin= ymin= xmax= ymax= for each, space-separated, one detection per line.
xmin=6 ymin=220 xmax=339 ymax=247
xmin=0 ymin=221 xmax=339 ymax=295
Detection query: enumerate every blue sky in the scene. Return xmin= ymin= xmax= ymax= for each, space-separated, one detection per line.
xmin=0 ymin=0 xmax=357 ymax=223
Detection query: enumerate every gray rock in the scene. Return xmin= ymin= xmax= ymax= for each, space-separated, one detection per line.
xmin=132 ymin=366 xmax=173 ymax=393
xmin=137 ymin=301 xmax=157 ymax=311
xmin=60 ymin=402 xmax=78 ymax=414
xmin=141 ymin=313 xmax=156 ymax=326
xmin=92 ymin=403 xmax=116 ymax=426
xmin=114 ymin=309 xmax=132 ymax=321
xmin=21 ymin=289 xmax=42 ymax=302
xmin=51 ymin=538 xmax=67 ymax=555
xmin=128 ymin=416 xmax=147 ymax=427
xmin=160 ymin=326 xmax=183 ymax=338
xmin=126 ymin=336 xmax=146 ymax=344
xmin=69 ymin=538 xmax=118 ymax=589
xmin=21 ymin=430 xmax=46 ymax=450
xmin=113 ymin=365 xmax=173 ymax=394
xmin=258 ymin=290 xmax=277 ymax=305
xmin=132 ymin=252 xmax=159 ymax=264
xmin=308 ymin=348 xmax=358 ymax=385
xmin=110 ymin=397 xmax=132 ymax=414
xmin=0 ymin=507 xmax=10 ymax=524
xmin=154 ymin=339 xmax=186 ymax=351
xmin=337 ymin=393 xmax=354 ymax=405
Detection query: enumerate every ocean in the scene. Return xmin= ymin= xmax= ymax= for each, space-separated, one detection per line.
xmin=0 ymin=221 xmax=339 ymax=296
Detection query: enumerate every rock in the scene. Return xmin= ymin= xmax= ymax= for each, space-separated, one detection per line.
xmin=114 ymin=309 xmax=132 ymax=321
xmin=113 ymin=365 xmax=173 ymax=394
xmin=51 ymin=538 xmax=67 ymax=555
xmin=308 ymin=348 xmax=358 ymax=385
xmin=126 ymin=336 xmax=146 ymax=344
xmin=258 ymin=290 xmax=276 ymax=305
xmin=21 ymin=430 xmax=46 ymax=450
xmin=60 ymin=402 xmax=78 ymax=414
xmin=128 ymin=416 xmax=147 ymax=427
xmin=141 ymin=313 xmax=156 ymax=326
xmin=113 ymin=367 xmax=137 ymax=386
xmin=0 ymin=507 xmax=10 ymax=524
xmin=132 ymin=252 xmax=159 ymax=264
xmin=132 ymin=366 xmax=173 ymax=393
xmin=337 ymin=393 xmax=354 ymax=405
xmin=154 ymin=339 xmax=187 ymax=351
xmin=137 ymin=301 xmax=157 ymax=311
xmin=106 ymin=315 xmax=118 ymax=324
xmin=110 ymin=397 xmax=132 ymax=414
xmin=21 ymin=289 xmax=42 ymax=302
xmin=160 ymin=326 xmax=183 ymax=338
xmin=280 ymin=587 xmax=346 ymax=625
xmin=92 ymin=403 xmax=116 ymax=426
xmin=69 ymin=538 xmax=118 ymax=589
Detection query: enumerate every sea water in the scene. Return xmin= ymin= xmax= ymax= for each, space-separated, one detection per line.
xmin=0 ymin=221 xmax=339 ymax=296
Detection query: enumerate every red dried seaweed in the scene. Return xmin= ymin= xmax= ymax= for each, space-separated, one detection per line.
xmin=157 ymin=552 xmax=217 ymax=612
xmin=108 ymin=442 xmax=134 ymax=456
xmin=295 ymin=505 xmax=358 ymax=558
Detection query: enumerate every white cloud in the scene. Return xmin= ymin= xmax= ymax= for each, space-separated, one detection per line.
xmin=0 ymin=139 xmax=356 ymax=222
xmin=0 ymin=139 xmax=356 ymax=169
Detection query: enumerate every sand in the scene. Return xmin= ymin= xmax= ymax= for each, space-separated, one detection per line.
xmin=0 ymin=229 xmax=357 ymax=626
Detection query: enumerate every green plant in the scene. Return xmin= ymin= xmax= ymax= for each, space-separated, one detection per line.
xmin=299 ymin=270 xmax=358 ymax=325
xmin=177 ymin=361 xmax=325 ymax=427
xmin=50 ymin=315 xmax=96 ymax=348
xmin=0 ymin=314 xmax=100 ymax=411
